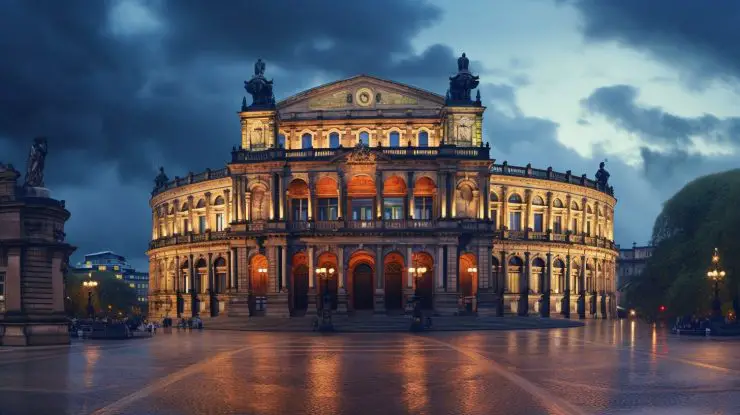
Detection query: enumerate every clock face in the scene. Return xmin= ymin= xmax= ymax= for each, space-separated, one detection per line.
xmin=355 ymin=88 xmax=373 ymax=107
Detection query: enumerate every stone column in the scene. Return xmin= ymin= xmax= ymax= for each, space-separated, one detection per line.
xmin=245 ymin=191 xmax=252 ymax=222
xmin=406 ymin=246 xmax=413 ymax=288
xmin=281 ymin=246 xmax=288 ymax=291
xmin=579 ymin=254 xmax=587 ymax=319
xmin=308 ymin=246 xmax=315 ymax=289
xmin=482 ymin=173 xmax=490 ymax=220
xmin=337 ymin=247 xmax=345 ymax=289
xmin=271 ymin=174 xmax=279 ymax=220
xmin=546 ymin=192 xmax=553 ymax=232
xmin=281 ymin=172 xmax=289 ymax=221
xmin=519 ymin=252 xmax=530 ymax=316
xmin=337 ymin=170 xmax=345 ymax=219
xmin=501 ymin=186 xmax=509 ymax=230
xmin=308 ymin=175 xmax=316 ymax=221
xmin=436 ymin=246 xmax=444 ymax=289
xmin=445 ymin=172 xmax=453 ymax=218
xmin=524 ymin=189 xmax=533 ymax=230
xmin=565 ymin=195 xmax=573 ymax=233
xmin=175 ymin=256 xmax=181 ymax=293
xmin=594 ymin=201 xmax=600 ymax=237
xmin=437 ymin=171 xmax=446 ymax=218
xmin=231 ymin=177 xmax=240 ymax=222
xmin=204 ymin=192 xmax=212 ymax=231
xmin=376 ymin=171 xmax=384 ymax=219
xmin=500 ymin=250 xmax=508 ymax=314
xmin=581 ymin=197 xmax=588 ymax=235
xmin=564 ymin=255 xmax=571 ymax=318
xmin=173 ymin=200 xmax=181 ymax=234
xmin=374 ymin=245 xmax=385 ymax=313
xmin=407 ymin=171 xmax=414 ymax=219
xmin=186 ymin=196 xmax=194 ymax=233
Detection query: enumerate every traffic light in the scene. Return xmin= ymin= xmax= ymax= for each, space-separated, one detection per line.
xmin=659 ymin=305 xmax=666 ymax=312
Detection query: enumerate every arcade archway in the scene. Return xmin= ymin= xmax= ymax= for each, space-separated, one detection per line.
xmin=384 ymin=252 xmax=404 ymax=310
xmin=349 ymin=251 xmax=375 ymax=310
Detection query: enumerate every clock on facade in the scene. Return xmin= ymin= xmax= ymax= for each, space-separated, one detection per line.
xmin=355 ymin=88 xmax=373 ymax=107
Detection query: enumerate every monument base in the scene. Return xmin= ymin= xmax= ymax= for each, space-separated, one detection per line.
xmin=23 ymin=186 xmax=51 ymax=198
xmin=0 ymin=319 xmax=70 ymax=346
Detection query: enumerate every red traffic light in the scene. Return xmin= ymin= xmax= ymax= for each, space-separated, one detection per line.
xmin=659 ymin=305 xmax=666 ymax=312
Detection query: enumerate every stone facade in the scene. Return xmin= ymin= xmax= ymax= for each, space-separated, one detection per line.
xmin=0 ymin=163 xmax=75 ymax=346
xmin=147 ymin=71 xmax=618 ymax=321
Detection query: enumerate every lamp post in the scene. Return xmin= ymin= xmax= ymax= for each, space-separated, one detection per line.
xmin=82 ymin=273 xmax=99 ymax=319
xmin=706 ymin=247 xmax=726 ymax=321
xmin=315 ymin=266 xmax=335 ymax=331
xmin=315 ymin=267 xmax=335 ymax=310
xmin=467 ymin=267 xmax=477 ymax=313
xmin=408 ymin=266 xmax=428 ymax=299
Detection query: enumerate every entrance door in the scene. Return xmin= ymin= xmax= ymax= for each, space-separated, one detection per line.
xmin=353 ymin=264 xmax=374 ymax=310
xmin=460 ymin=273 xmax=474 ymax=297
xmin=385 ymin=263 xmax=403 ymax=310
xmin=293 ymin=265 xmax=309 ymax=315
xmin=418 ymin=273 xmax=434 ymax=309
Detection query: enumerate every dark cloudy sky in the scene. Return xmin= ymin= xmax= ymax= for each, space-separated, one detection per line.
xmin=1 ymin=0 xmax=738 ymax=270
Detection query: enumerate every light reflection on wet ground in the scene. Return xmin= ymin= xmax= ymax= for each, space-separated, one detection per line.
xmin=0 ymin=321 xmax=739 ymax=415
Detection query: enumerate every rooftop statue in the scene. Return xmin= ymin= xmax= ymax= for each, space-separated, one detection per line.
xmin=244 ymin=58 xmax=275 ymax=109
xmin=595 ymin=161 xmax=610 ymax=191
xmin=24 ymin=137 xmax=48 ymax=188
xmin=154 ymin=166 xmax=169 ymax=190
xmin=447 ymin=53 xmax=480 ymax=105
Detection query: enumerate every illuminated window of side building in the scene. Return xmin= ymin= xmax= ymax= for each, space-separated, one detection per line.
xmin=414 ymin=196 xmax=433 ymax=220
xmin=553 ymin=216 xmax=563 ymax=234
xmin=359 ymin=131 xmax=370 ymax=146
xmin=318 ymin=198 xmax=338 ymax=220
xmin=389 ymin=131 xmax=400 ymax=147
xmin=301 ymin=133 xmax=313 ymax=149
xmin=215 ymin=213 xmax=224 ymax=231
xmin=418 ymin=131 xmax=429 ymax=147
xmin=383 ymin=197 xmax=404 ymax=219
xmin=116 ymin=274 xmax=123 ymax=280
xmin=98 ymin=265 xmax=107 ymax=271
xmin=509 ymin=211 xmax=522 ymax=231
xmin=533 ymin=213 xmax=544 ymax=232
xmin=113 ymin=265 xmax=119 ymax=271
xmin=198 ymin=215 xmax=207 ymax=233
xmin=129 ymin=283 xmax=135 ymax=288
xmin=329 ymin=132 xmax=340 ymax=149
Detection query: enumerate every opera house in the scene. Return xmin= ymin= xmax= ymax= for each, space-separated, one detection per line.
xmin=147 ymin=54 xmax=618 ymax=320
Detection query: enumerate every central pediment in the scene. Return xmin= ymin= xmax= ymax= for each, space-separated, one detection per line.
xmin=277 ymin=75 xmax=445 ymax=115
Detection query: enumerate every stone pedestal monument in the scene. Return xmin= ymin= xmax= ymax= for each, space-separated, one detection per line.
xmin=0 ymin=138 xmax=75 ymax=346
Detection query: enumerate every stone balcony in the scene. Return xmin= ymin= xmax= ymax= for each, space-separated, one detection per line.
xmin=148 ymin=221 xmax=616 ymax=251
xmin=230 ymin=144 xmax=491 ymax=163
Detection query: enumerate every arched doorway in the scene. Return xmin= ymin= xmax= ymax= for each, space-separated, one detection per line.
xmin=508 ymin=256 xmax=524 ymax=294
xmin=532 ymin=257 xmax=546 ymax=294
xmin=292 ymin=252 xmax=309 ymax=315
xmin=353 ymin=264 xmax=374 ymax=310
xmin=458 ymin=253 xmax=477 ymax=297
xmin=317 ymin=252 xmax=339 ymax=311
xmin=384 ymin=252 xmax=404 ymax=310
xmin=413 ymin=252 xmax=434 ymax=309
xmin=213 ymin=257 xmax=227 ymax=294
xmin=249 ymin=254 xmax=268 ymax=315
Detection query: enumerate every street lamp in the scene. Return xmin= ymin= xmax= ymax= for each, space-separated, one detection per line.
xmin=706 ymin=247 xmax=727 ymax=320
xmin=408 ymin=266 xmax=428 ymax=298
xmin=315 ymin=267 xmax=335 ymax=310
xmin=82 ymin=275 xmax=99 ymax=319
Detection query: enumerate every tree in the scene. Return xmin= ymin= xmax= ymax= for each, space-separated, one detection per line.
xmin=65 ymin=271 xmax=138 ymax=317
xmin=625 ymin=169 xmax=740 ymax=319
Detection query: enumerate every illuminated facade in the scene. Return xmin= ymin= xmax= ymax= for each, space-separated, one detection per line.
xmin=147 ymin=56 xmax=618 ymax=320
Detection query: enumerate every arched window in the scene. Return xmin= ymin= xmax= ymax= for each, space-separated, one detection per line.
xmin=213 ymin=196 xmax=225 ymax=206
xmin=418 ymin=131 xmax=429 ymax=147
xmin=196 ymin=199 xmax=206 ymax=209
xmin=508 ymin=193 xmax=523 ymax=204
xmin=359 ymin=131 xmax=370 ymax=146
xmin=532 ymin=196 xmax=545 ymax=206
xmin=553 ymin=198 xmax=564 ymax=208
xmin=277 ymin=134 xmax=286 ymax=148
xmin=301 ymin=133 xmax=312 ymax=149
xmin=329 ymin=132 xmax=340 ymax=149
xmin=571 ymin=201 xmax=580 ymax=210
xmin=389 ymin=131 xmax=400 ymax=147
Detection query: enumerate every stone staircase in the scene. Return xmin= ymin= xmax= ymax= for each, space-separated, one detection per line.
xmin=204 ymin=314 xmax=585 ymax=332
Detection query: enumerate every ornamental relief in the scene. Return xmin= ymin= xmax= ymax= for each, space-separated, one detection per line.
xmin=251 ymin=185 xmax=269 ymax=221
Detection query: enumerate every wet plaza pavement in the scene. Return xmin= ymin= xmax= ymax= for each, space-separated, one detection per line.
xmin=0 ymin=321 xmax=739 ymax=415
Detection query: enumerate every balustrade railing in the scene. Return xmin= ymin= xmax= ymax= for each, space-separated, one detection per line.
xmin=491 ymin=161 xmax=614 ymax=196
xmin=150 ymin=221 xmax=616 ymax=250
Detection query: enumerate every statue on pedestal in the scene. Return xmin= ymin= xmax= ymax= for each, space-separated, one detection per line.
xmin=447 ymin=53 xmax=480 ymax=105
xmin=154 ymin=167 xmax=169 ymax=191
xmin=24 ymin=137 xmax=48 ymax=188
xmin=595 ymin=161 xmax=610 ymax=191
xmin=244 ymin=58 xmax=276 ymax=109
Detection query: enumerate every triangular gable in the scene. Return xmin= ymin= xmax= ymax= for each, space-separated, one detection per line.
xmin=277 ymin=75 xmax=444 ymax=114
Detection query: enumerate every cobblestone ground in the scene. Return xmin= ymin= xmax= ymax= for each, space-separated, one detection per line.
xmin=0 ymin=321 xmax=738 ymax=415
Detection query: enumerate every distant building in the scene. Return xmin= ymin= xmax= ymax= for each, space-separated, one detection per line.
xmin=74 ymin=251 xmax=149 ymax=304
xmin=616 ymin=243 xmax=654 ymax=305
